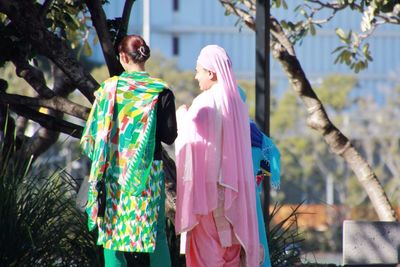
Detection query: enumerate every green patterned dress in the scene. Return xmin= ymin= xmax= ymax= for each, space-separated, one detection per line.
xmin=81 ymin=71 xmax=169 ymax=252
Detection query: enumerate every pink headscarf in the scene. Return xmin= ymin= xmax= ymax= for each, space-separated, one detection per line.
xmin=175 ymin=45 xmax=259 ymax=267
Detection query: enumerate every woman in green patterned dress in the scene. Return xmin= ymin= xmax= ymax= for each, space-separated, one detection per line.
xmin=81 ymin=35 xmax=177 ymax=267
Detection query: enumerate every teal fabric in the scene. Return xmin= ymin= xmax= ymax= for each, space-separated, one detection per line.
xmin=104 ymin=249 xmax=127 ymax=267
xmin=249 ymin=120 xmax=280 ymax=189
xmin=149 ymin=178 xmax=171 ymax=267
xmin=261 ymin=132 xmax=281 ymax=189
xmin=252 ymin=147 xmax=272 ymax=267
xmin=239 ymin=85 xmax=281 ymax=266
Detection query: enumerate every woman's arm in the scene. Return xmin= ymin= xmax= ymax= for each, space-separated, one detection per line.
xmin=157 ymin=89 xmax=177 ymax=145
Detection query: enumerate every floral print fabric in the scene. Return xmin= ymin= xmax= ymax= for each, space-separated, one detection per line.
xmin=81 ymin=71 xmax=169 ymax=252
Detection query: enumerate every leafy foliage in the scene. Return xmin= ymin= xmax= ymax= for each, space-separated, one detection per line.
xmin=45 ymin=0 xmax=96 ymax=57
xmin=273 ymin=0 xmax=400 ymax=72
xmin=332 ymin=29 xmax=373 ymax=73
xmin=272 ymin=0 xmax=288 ymax=9
xmin=269 ymin=203 xmax=304 ymax=266
xmin=0 ymin=0 xmax=103 ymax=67
xmin=0 ymin=139 xmax=101 ymax=266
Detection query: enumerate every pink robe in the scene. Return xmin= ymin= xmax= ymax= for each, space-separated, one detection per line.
xmin=175 ymin=82 xmax=259 ymax=267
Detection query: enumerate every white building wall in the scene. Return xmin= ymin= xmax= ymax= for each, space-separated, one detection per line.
xmin=90 ymin=0 xmax=400 ymax=101
xmin=91 ymin=0 xmax=255 ymax=79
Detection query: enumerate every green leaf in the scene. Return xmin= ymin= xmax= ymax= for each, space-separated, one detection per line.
xmin=335 ymin=28 xmax=347 ymax=40
xmin=64 ymin=14 xmax=79 ymax=31
xmin=294 ymin=5 xmax=302 ymax=12
xmin=281 ymin=20 xmax=289 ymax=29
xmin=93 ymin=35 xmax=99 ymax=46
xmin=287 ymin=21 xmax=296 ymax=30
xmin=359 ymin=61 xmax=366 ymax=70
xmin=331 ymin=45 xmax=346 ymax=54
xmin=310 ymin=23 xmax=316 ymax=35
xmin=352 ymin=32 xmax=359 ymax=46
xmin=282 ymin=0 xmax=288 ymax=9
xmin=347 ymin=30 xmax=353 ymax=40
xmin=337 ymin=50 xmax=353 ymax=65
xmin=365 ymin=52 xmax=373 ymax=61
xmin=82 ymin=40 xmax=92 ymax=56
xmin=300 ymin=8 xmax=309 ymax=18
xmin=362 ymin=43 xmax=370 ymax=54
xmin=354 ymin=62 xmax=361 ymax=73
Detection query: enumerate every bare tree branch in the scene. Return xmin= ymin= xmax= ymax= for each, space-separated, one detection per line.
xmin=0 ymin=0 xmax=98 ymax=103
xmin=27 ymin=127 xmax=60 ymax=159
xmin=9 ymin=104 xmax=83 ymax=139
xmin=220 ymin=0 xmax=255 ymax=30
xmin=306 ymin=0 xmax=344 ymax=10
xmin=307 ymin=0 xmax=400 ymax=23
xmin=85 ymin=0 xmax=123 ymax=76
xmin=242 ymin=0 xmax=255 ymax=12
xmin=27 ymin=63 xmax=83 ymax=158
xmin=305 ymin=0 xmax=400 ymax=47
xmin=120 ymin=0 xmax=136 ymax=37
xmin=270 ymin=16 xmax=296 ymax=56
xmin=0 ymin=93 xmax=90 ymax=120
xmin=12 ymin=58 xmax=55 ymax=98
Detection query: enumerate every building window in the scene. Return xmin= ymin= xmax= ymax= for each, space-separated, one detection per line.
xmin=172 ymin=36 xmax=179 ymax=56
xmin=173 ymin=0 xmax=179 ymax=11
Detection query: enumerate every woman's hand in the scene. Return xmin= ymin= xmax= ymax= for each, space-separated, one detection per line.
xmin=177 ymin=104 xmax=188 ymax=112
xmin=176 ymin=104 xmax=188 ymax=123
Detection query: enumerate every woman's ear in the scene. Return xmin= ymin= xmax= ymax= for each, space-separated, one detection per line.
xmin=119 ymin=52 xmax=130 ymax=64
xmin=207 ymin=70 xmax=217 ymax=81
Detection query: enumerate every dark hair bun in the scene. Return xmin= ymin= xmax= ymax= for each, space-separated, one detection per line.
xmin=128 ymin=45 xmax=150 ymax=63
xmin=118 ymin=35 xmax=151 ymax=64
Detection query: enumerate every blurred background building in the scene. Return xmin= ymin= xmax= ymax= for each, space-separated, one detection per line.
xmin=91 ymin=0 xmax=255 ymax=79
xmin=91 ymin=0 xmax=400 ymax=105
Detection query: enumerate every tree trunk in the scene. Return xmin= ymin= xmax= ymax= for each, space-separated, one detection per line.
xmin=219 ymin=1 xmax=397 ymax=221
xmin=85 ymin=0 xmax=124 ymax=76
xmin=27 ymin=64 xmax=78 ymax=158
xmin=267 ymin=17 xmax=396 ymax=221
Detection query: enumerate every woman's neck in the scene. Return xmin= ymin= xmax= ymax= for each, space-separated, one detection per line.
xmin=124 ymin=63 xmax=145 ymax=73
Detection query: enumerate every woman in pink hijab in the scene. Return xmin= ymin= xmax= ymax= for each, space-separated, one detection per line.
xmin=175 ymin=45 xmax=259 ymax=267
